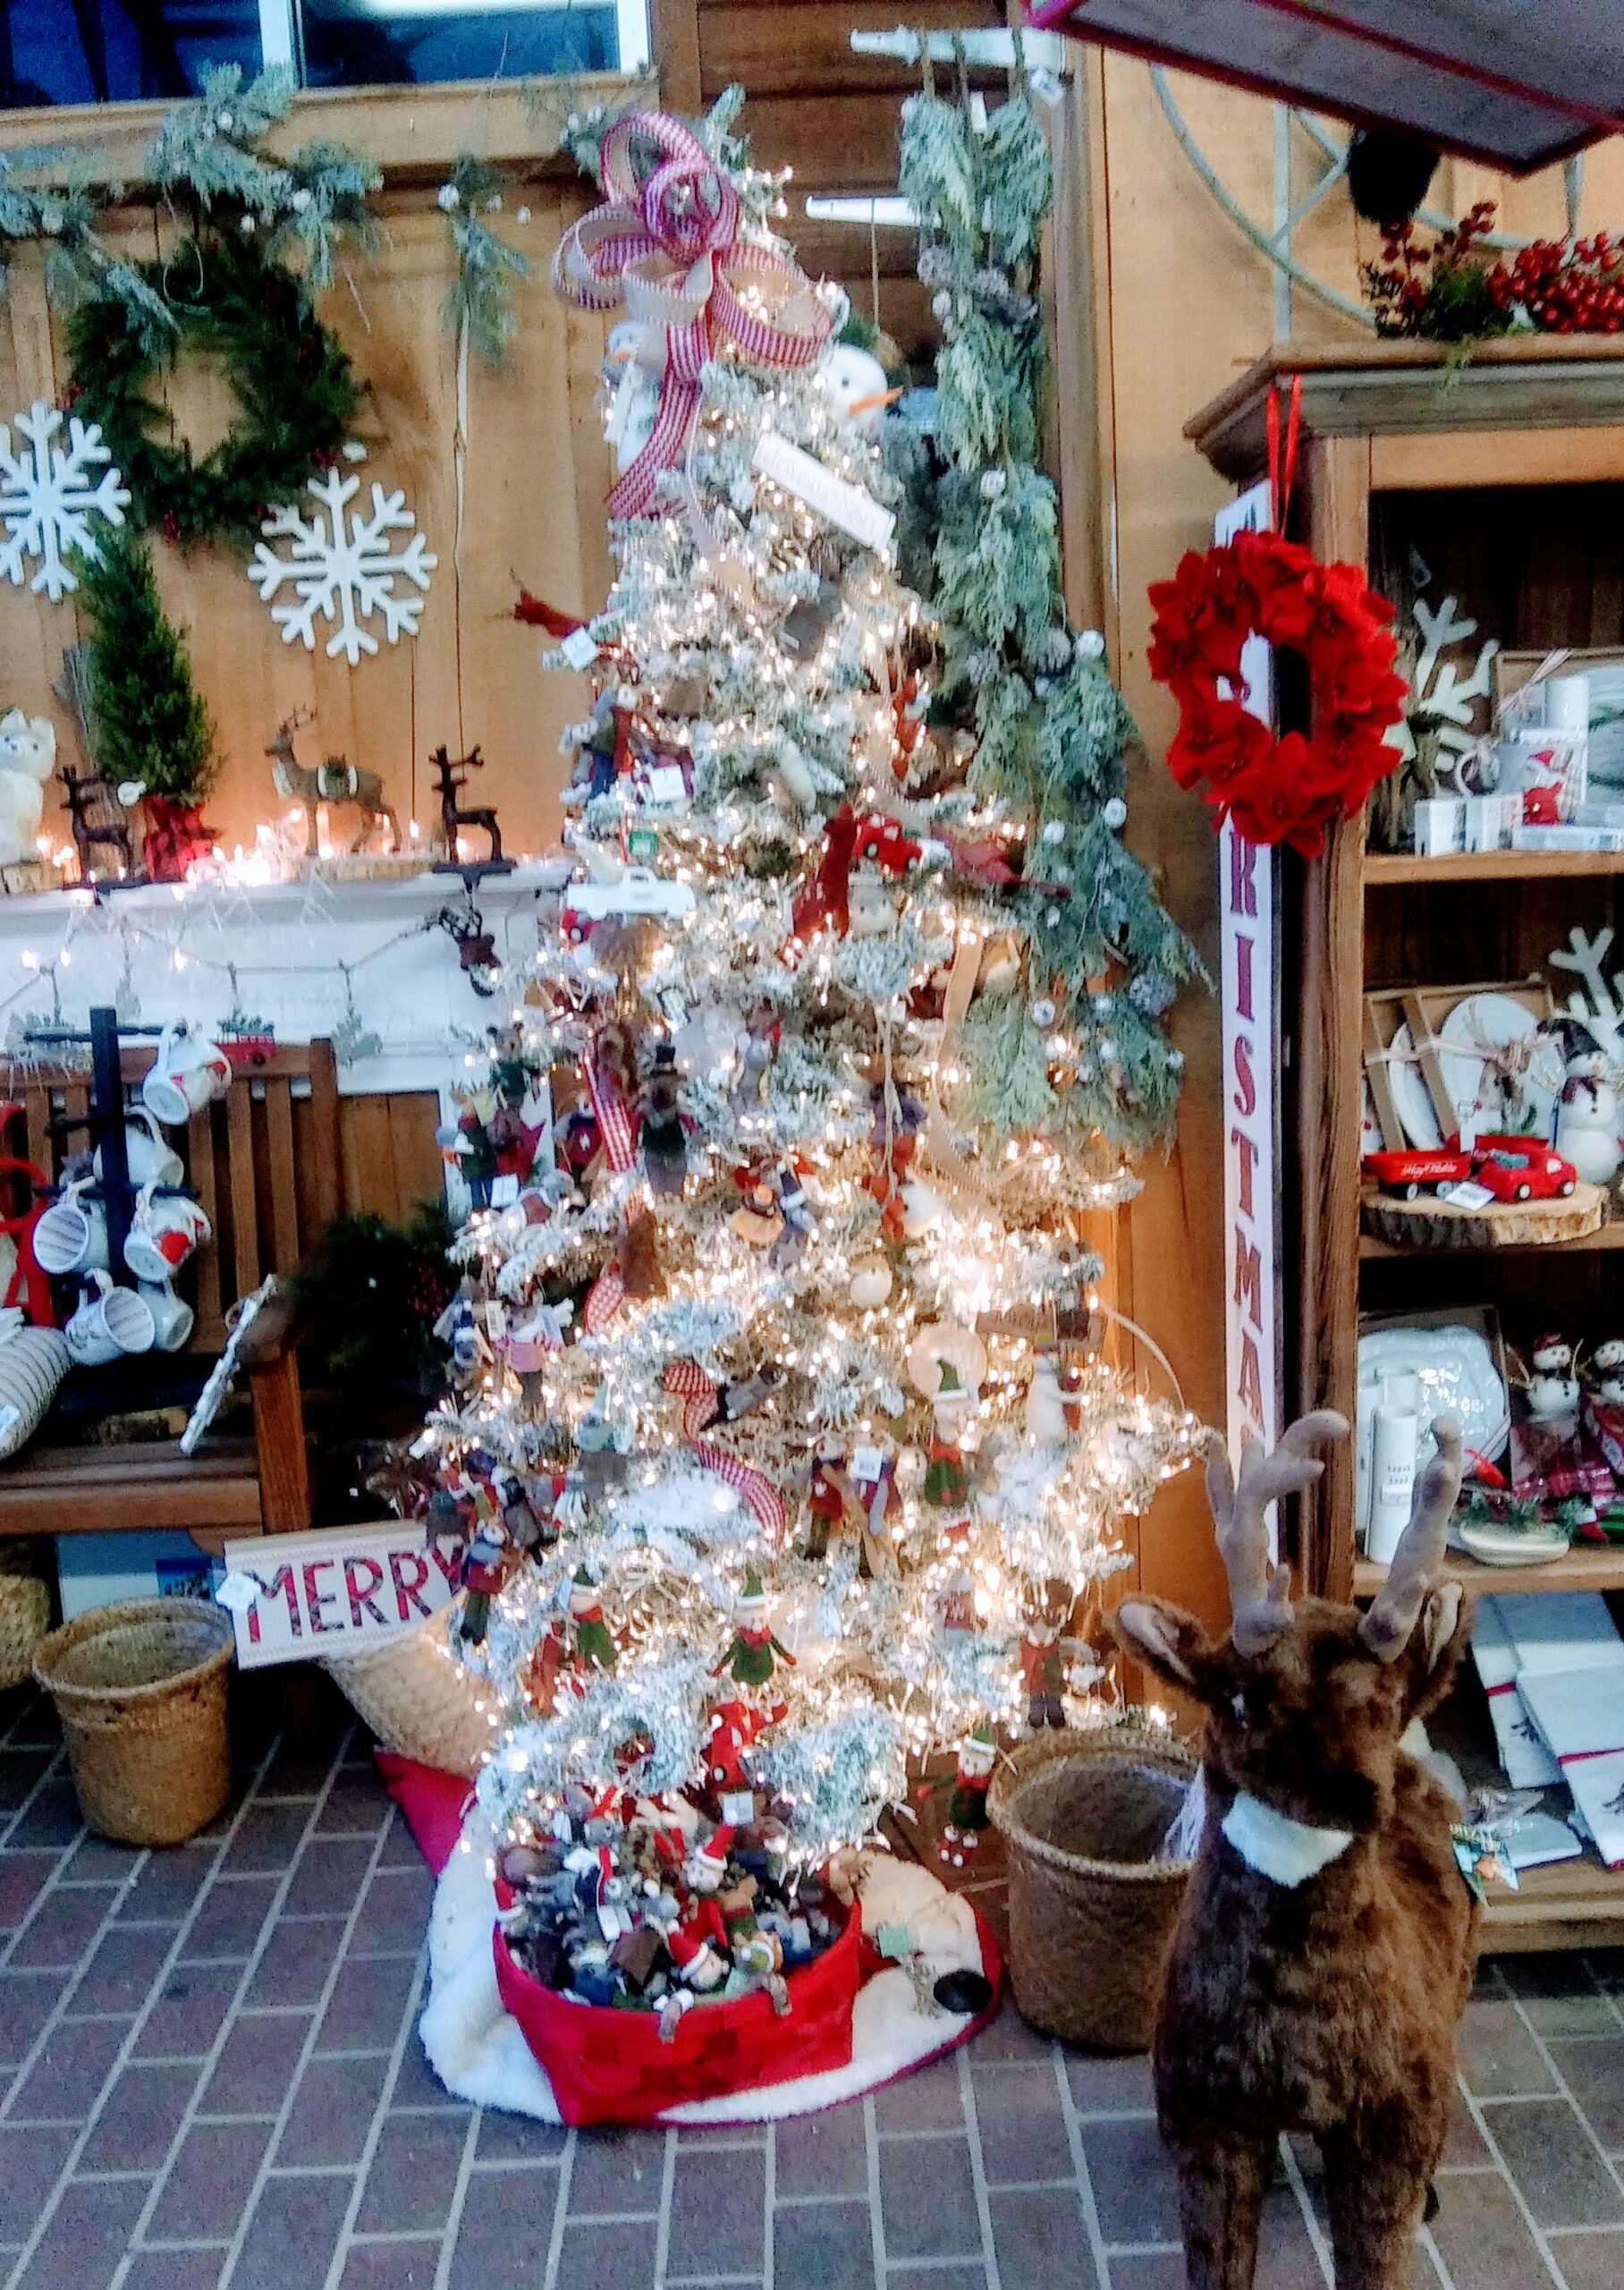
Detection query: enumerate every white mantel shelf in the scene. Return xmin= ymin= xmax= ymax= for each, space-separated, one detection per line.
xmin=0 ymin=861 xmax=562 ymax=1095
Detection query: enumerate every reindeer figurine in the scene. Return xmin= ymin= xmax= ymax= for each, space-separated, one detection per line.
xmin=1112 ymin=1411 xmax=1473 ymax=2290
xmin=266 ymin=710 xmax=399 ymax=856
xmin=429 ymin=743 xmax=511 ymax=873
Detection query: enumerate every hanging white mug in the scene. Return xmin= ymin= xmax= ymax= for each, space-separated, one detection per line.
xmin=123 ymin=1186 xmax=211 ymax=1285
xmin=31 ymin=1179 xmax=110 ymax=1277
xmin=141 ymin=1024 xmax=232 ymax=1129
xmin=95 ymin=1109 xmax=184 ymax=1191
xmin=65 ymin=1272 xmax=156 ymax=1367
xmin=138 ymin=1282 xmax=195 ymax=1353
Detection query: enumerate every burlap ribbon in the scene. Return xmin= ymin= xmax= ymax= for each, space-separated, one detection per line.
xmin=554 ymin=110 xmax=832 ymax=518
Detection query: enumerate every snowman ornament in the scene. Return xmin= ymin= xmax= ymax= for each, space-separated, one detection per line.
xmin=818 ymin=337 xmax=891 ymax=432
xmin=1593 ymin=1337 xmax=1624 ymax=1404
xmin=1552 ymin=1017 xmax=1622 ymax=1187
xmin=1528 ymin=1334 xmax=1580 ymax=1420
xmin=604 ymin=320 xmax=663 ymax=478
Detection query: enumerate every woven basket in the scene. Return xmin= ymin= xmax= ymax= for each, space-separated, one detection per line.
xmin=0 ymin=1539 xmax=52 ymax=1692
xmin=989 ymin=1726 xmax=1198 ymax=2054
xmin=32 ymin=1599 xmax=234 ymax=1845
xmin=321 ymin=1611 xmax=493 ymax=1779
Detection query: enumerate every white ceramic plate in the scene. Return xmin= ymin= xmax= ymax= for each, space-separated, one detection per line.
xmin=1358 ymin=1322 xmax=1510 ymax=1466
xmin=1586 ymin=664 xmax=1624 ymax=788
xmin=1360 ymin=1079 xmax=1384 ymax=1154
xmin=1387 ymin=1022 xmax=1444 ymax=1149
xmin=1438 ymin=993 xmax=1562 ymax=1140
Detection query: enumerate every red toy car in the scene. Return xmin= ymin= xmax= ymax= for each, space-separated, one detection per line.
xmin=1361 ymin=1147 xmax=1472 ymax=1200
xmin=1468 ymin=1135 xmax=1577 ymax=1202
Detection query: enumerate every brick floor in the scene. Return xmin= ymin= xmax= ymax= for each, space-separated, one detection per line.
xmin=4 ymin=1682 xmax=1624 ymax=2288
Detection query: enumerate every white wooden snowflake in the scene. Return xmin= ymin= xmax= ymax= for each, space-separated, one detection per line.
xmin=247 ymin=469 xmax=436 ymax=666
xmin=0 ymin=400 xmax=130 ymax=602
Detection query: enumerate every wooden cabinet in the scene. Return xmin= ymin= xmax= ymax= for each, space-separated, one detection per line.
xmin=1187 ymin=338 xmax=1624 ymax=1950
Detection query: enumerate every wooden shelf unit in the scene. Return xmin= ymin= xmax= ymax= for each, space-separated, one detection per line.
xmin=1188 ymin=343 xmax=1624 ymax=1954
xmin=1364 ymin=849 xmax=1624 ymax=885
xmin=1354 ymin=1545 xmax=1624 ymax=1598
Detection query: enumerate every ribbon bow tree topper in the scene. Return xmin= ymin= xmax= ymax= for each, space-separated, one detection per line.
xmin=553 ymin=109 xmax=832 ymax=518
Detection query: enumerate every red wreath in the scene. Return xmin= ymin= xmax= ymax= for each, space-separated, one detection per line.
xmin=1146 ymin=523 xmax=1406 ymax=856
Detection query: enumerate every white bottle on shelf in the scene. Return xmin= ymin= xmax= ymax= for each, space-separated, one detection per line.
xmin=1354 ymin=1363 xmax=1383 ymax=1550
xmin=1367 ymin=1387 xmax=1420 ymax=1567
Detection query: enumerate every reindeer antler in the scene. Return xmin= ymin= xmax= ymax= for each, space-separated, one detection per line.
xmin=1358 ymin=1415 xmax=1464 ymax=1662
xmin=1208 ymin=1411 xmax=1349 ymax=1653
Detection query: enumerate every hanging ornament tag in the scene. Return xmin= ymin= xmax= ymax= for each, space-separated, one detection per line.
xmin=753 ymin=432 xmax=896 ymax=554
xmin=489 ymin=1175 xmax=520 ymax=1209
xmin=851 ymin=1444 xmax=884 ymax=1482
xmin=560 ymin=626 xmax=599 ymax=671
xmin=722 ymin=1790 xmax=756 ymax=1827
xmin=626 ymin=825 xmax=660 ymax=861
xmin=644 ymin=762 xmax=689 ymax=807
xmin=215 ymin=1571 xmax=259 ymax=1616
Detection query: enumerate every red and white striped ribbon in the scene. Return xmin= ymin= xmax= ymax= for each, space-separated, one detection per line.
xmin=584 ymin=1033 xmax=638 ymax=1175
xmin=662 ymin=1358 xmax=786 ymax=1546
xmin=553 ymin=107 xmax=831 ymax=518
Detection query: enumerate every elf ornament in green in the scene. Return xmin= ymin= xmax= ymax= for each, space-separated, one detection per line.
xmin=712 ymin=1569 xmax=796 ymax=1699
xmin=922 ymin=1361 xmax=972 ymax=1512
xmin=939 ymin=1724 xmax=997 ymax=1869
xmin=569 ymin=1568 xmax=616 ymax=1674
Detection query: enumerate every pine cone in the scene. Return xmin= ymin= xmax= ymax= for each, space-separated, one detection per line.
xmin=1032 ymin=629 xmax=1074 ymax=677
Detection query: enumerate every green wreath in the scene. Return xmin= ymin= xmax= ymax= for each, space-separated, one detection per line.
xmin=66 ymin=233 xmax=365 ymax=551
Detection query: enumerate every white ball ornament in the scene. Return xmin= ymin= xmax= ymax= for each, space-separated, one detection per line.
xmin=979 ymin=469 xmax=1007 ymax=502
xmin=849 ymin=1259 xmax=893 ymax=1310
xmin=901 ymin=1180 xmax=942 ymax=1239
xmin=1029 ymin=997 xmax=1058 ymax=1029
xmin=1078 ymin=630 xmax=1106 ymax=658
xmin=1040 ymin=820 xmax=1065 ymax=847
xmin=1103 ymin=797 xmax=1128 ymax=829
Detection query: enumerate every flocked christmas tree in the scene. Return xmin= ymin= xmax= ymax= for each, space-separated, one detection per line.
xmin=416 ymin=89 xmax=1202 ymax=2015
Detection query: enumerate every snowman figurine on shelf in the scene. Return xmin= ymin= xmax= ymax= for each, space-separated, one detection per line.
xmin=1552 ymin=1017 xmax=1622 ymax=1188
xmin=1528 ymin=1333 xmax=1581 ymax=1420
xmin=1594 ymin=1337 xmax=1624 ymax=1405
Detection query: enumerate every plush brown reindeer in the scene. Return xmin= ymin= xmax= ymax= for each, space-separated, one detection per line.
xmin=1112 ymin=1410 xmax=1474 ymax=2290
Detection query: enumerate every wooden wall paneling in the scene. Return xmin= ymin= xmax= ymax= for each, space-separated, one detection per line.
xmin=653 ymin=0 xmax=705 ymax=112
xmin=696 ymin=2 xmax=1002 ymax=100
xmin=0 ymin=180 xmax=612 ymax=858
xmin=336 ymin=1090 xmax=443 ymax=1224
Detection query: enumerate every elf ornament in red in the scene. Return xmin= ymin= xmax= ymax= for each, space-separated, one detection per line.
xmin=805 ymin=1436 xmax=848 ymax=1561
xmin=939 ymin=1724 xmax=997 ymax=1869
xmin=1146 ymin=382 xmax=1406 ymax=857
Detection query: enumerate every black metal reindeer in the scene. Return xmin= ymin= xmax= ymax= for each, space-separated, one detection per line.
xmin=430 ymin=745 xmax=511 ymax=876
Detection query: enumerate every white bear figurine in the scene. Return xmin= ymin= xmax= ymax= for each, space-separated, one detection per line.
xmin=0 ymin=709 xmax=55 ymax=865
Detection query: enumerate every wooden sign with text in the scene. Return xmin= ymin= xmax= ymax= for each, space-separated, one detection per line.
xmin=1215 ymin=483 xmax=1282 ymax=1472
xmin=218 ymin=1520 xmax=468 ymax=1670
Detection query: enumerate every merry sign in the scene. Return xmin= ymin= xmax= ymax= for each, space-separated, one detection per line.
xmin=217 ymin=1519 xmax=469 ymax=1669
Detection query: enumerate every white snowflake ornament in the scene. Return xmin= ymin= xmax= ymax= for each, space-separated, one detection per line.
xmin=248 ymin=469 xmax=436 ymax=666
xmin=0 ymin=400 xmax=130 ymax=602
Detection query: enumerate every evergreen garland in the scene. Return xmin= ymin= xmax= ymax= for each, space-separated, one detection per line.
xmin=66 ymin=233 xmax=364 ymax=551
xmin=438 ymin=154 xmax=529 ymax=370
xmin=2 ymin=67 xmax=379 ymax=349
xmin=897 ymin=64 xmax=1204 ymax=1151
xmin=293 ymin=1202 xmax=454 ymax=1402
xmin=73 ymin=529 xmax=217 ymax=802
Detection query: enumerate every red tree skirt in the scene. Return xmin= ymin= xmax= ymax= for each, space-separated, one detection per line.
xmin=380 ymin=1752 xmax=1002 ymax=2127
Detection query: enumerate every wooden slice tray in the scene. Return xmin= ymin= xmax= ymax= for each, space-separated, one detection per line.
xmin=1360 ymin=1181 xmax=1607 ymax=1251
